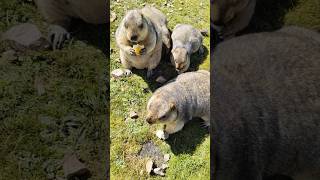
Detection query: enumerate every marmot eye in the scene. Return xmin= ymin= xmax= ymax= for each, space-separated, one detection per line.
xmin=159 ymin=115 xmax=167 ymax=120
xmin=124 ymin=22 xmax=128 ymax=29
xmin=138 ymin=23 xmax=144 ymax=29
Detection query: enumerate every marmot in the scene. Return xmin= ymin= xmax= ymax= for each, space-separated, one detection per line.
xmin=34 ymin=0 xmax=107 ymax=49
xmin=211 ymin=0 xmax=256 ymax=39
xmin=146 ymin=70 xmax=210 ymax=138
xmin=211 ymin=26 xmax=320 ymax=180
xmin=116 ymin=6 xmax=171 ymax=78
xmin=170 ymin=24 xmax=204 ymax=74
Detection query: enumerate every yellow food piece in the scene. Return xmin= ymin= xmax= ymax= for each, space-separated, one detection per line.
xmin=133 ymin=44 xmax=144 ymax=55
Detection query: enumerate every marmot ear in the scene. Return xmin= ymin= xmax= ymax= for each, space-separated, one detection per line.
xmin=169 ymin=102 xmax=176 ymax=110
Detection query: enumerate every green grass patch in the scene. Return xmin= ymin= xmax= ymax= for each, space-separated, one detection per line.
xmin=0 ymin=0 xmax=108 ymax=179
xmin=110 ymin=0 xmax=210 ymax=179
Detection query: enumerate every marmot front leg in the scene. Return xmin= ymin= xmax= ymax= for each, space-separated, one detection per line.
xmin=146 ymin=47 xmax=161 ymax=79
xmin=119 ymin=50 xmax=132 ymax=69
xmin=34 ymin=0 xmax=72 ymax=50
xmin=161 ymin=26 xmax=171 ymax=49
xmin=116 ymin=38 xmax=136 ymax=56
xmin=48 ymin=24 xmax=71 ymax=50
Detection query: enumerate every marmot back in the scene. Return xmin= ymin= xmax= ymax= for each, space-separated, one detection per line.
xmin=211 ymin=26 xmax=320 ymax=180
xmin=146 ymin=71 xmax=210 ymax=137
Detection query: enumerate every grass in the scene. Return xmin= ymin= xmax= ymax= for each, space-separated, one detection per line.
xmin=0 ymin=0 xmax=108 ymax=179
xmin=110 ymin=0 xmax=210 ymax=179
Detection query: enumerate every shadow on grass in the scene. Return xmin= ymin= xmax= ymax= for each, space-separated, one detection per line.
xmin=133 ymin=45 xmax=209 ymax=92
xmin=69 ymin=20 xmax=108 ymax=55
xmin=212 ymin=0 xmax=298 ymax=47
xmin=241 ymin=0 xmax=298 ymax=34
xmin=165 ymin=118 xmax=209 ymax=155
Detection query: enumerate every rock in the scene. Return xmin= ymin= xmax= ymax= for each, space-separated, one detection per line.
xmin=63 ymin=154 xmax=90 ymax=180
xmin=142 ymin=87 xmax=150 ymax=93
xmin=163 ymin=154 xmax=170 ymax=162
xmin=153 ymin=167 xmax=165 ymax=176
xmin=161 ymin=164 xmax=169 ymax=170
xmin=1 ymin=50 xmax=17 ymax=61
xmin=145 ymin=159 xmax=153 ymax=174
xmin=111 ymin=68 xmax=132 ymax=78
xmin=110 ymin=12 xmax=117 ymax=22
xmin=111 ymin=69 xmax=124 ymax=78
xmin=1 ymin=23 xmax=50 ymax=51
xmin=200 ymin=29 xmax=209 ymax=37
xmin=138 ymin=141 xmax=165 ymax=166
xmin=156 ymin=130 xmax=169 ymax=140
xmin=129 ymin=111 xmax=138 ymax=119
xmin=155 ymin=76 xmax=167 ymax=84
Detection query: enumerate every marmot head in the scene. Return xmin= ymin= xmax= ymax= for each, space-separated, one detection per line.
xmin=123 ymin=10 xmax=149 ymax=43
xmin=146 ymin=94 xmax=178 ymax=125
xmin=171 ymin=47 xmax=189 ymax=74
xmin=211 ymin=0 xmax=250 ymax=27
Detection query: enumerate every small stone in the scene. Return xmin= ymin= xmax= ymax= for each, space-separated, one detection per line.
xmin=161 ymin=164 xmax=169 ymax=170
xmin=111 ymin=69 xmax=131 ymax=78
xmin=164 ymin=154 xmax=170 ymax=162
xmin=142 ymin=87 xmax=150 ymax=93
xmin=146 ymin=159 xmax=153 ymax=174
xmin=200 ymin=29 xmax=209 ymax=37
xmin=63 ymin=153 xmax=90 ymax=179
xmin=129 ymin=111 xmax=138 ymax=119
xmin=110 ymin=12 xmax=117 ymax=22
xmin=155 ymin=76 xmax=167 ymax=84
xmin=153 ymin=167 xmax=165 ymax=176
xmin=1 ymin=50 xmax=17 ymax=61
xmin=156 ymin=130 xmax=169 ymax=140
xmin=1 ymin=23 xmax=50 ymax=51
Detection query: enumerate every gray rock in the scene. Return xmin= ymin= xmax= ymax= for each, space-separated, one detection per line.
xmin=1 ymin=50 xmax=17 ymax=61
xmin=110 ymin=12 xmax=117 ymax=22
xmin=161 ymin=163 xmax=169 ymax=170
xmin=145 ymin=159 xmax=153 ymax=174
xmin=129 ymin=111 xmax=139 ymax=119
xmin=111 ymin=68 xmax=132 ymax=78
xmin=139 ymin=141 xmax=164 ymax=166
xmin=163 ymin=154 xmax=170 ymax=162
xmin=63 ymin=154 xmax=90 ymax=180
xmin=153 ymin=167 xmax=165 ymax=176
xmin=1 ymin=23 xmax=50 ymax=51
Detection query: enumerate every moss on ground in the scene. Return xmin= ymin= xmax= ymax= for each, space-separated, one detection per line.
xmin=0 ymin=0 xmax=108 ymax=179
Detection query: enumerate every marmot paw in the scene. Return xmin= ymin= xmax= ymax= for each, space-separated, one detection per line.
xmin=48 ymin=25 xmax=70 ymax=50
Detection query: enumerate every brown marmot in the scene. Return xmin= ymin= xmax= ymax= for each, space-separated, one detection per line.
xmin=146 ymin=70 xmax=210 ymax=139
xmin=170 ymin=24 xmax=204 ymax=74
xmin=34 ymin=0 xmax=107 ymax=49
xmin=115 ymin=6 xmax=171 ymax=78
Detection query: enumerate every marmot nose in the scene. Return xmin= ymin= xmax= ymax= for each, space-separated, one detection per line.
xmin=131 ymin=35 xmax=138 ymax=41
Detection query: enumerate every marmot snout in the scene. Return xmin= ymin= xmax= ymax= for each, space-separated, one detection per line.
xmin=146 ymin=96 xmax=178 ymax=125
xmin=123 ymin=10 xmax=149 ymax=43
